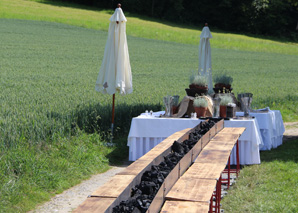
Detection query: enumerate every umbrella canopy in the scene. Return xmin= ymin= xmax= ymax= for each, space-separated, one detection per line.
xmin=198 ymin=24 xmax=213 ymax=94
xmin=95 ymin=5 xmax=132 ymax=141
xmin=95 ymin=6 xmax=133 ymax=95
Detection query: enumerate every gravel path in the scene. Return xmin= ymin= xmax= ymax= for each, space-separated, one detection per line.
xmin=30 ymin=166 xmax=126 ymax=213
xmin=29 ymin=122 xmax=298 ymax=213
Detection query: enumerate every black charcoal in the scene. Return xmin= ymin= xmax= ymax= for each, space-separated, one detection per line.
xmin=112 ymin=119 xmax=218 ymax=213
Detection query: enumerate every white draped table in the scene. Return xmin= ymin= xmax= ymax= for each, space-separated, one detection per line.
xmin=127 ymin=112 xmax=264 ymax=165
xmin=236 ymin=110 xmax=285 ymax=150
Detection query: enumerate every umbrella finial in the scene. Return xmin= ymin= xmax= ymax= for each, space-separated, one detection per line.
xmin=116 ymin=3 xmax=121 ymax=24
xmin=205 ymin=23 xmax=208 ymax=26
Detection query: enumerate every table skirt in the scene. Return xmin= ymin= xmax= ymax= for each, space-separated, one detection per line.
xmin=128 ymin=137 xmax=167 ymax=161
xmin=128 ymin=137 xmax=261 ymax=165
xmin=236 ymin=110 xmax=285 ymax=150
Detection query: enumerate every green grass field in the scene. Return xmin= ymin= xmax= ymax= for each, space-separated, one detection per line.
xmin=222 ymin=139 xmax=298 ymax=212
xmin=0 ymin=0 xmax=298 ymax=211
xmin=1 ymin=0 xmax=298 ymax=55
xmin=1 ymin=18 xmax=297 ymax=148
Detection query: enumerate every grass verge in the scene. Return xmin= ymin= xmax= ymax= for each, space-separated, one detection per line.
xmin=0 ymin=132 xmax=121 ymax=212
xmin=221 ymin=139 xmax=298 ymax=212
xmin=0 ymin=0 xmax=297 ymax=55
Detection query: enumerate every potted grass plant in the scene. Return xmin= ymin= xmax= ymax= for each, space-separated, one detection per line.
xmin=190 ymin=74 xmax=208 ymax=90
xmin=214 ymin=74 xmax=233 ymax=93
xmin=172 ymin=95 xmax=180 ymax=114
xmin=219 ymin=94 xmax=233 ymax=118
xmin=186 ymin=74 xmax=208 ymax=96
xmin=227 ymin=103 xmax=236 ymax=118
xmin=224 ymin=75 xmax=233 ymax=89
xmin=193 ymin=96 xmax=208 ymax=118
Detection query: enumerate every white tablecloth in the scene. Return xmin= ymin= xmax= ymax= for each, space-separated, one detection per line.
xmin=127 ymin=112 xmax=263 ymax=164
xmin=224 ymin=119 xmax=263 ymax=165
xmin=236 ymin=110 xmax=285 ymax=150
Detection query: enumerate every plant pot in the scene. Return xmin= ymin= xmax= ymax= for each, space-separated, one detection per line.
xmin=220 ymin=105 xmax=227 ymax=118
xmin=196 ymin=86 xmax=208 ymax=91
xmin=185 ymin=88 xmax=208 ymax=97
xmin=172 ymin=105 xmax=179 ymax=114
xmin=194 ymin=107 xmax=207 ymax=118
xmin=187 ymin=85 xmax=208 ymax=97
xmin=226 ymin=106 xmax=235 ymax=118
xmin=215 ymin=83 xmax=224 ymax=89
xmin=189 ymin=84 xmax=208 ymax=90
xmin=213 ymin=88 xmax=220 ymax=94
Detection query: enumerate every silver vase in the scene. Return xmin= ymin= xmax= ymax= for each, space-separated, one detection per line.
xmin=213 ymin=96 xmax=221 ymax=117
xmin=163 ymin=95 xmax=174 ymax=117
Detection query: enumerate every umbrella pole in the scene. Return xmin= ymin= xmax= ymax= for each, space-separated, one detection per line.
xmin=111 ymin=93 xmax=115 ymax=143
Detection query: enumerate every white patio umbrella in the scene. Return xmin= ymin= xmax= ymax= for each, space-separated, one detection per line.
xmin=198 ymin=23 xmax=213 ymax=94
xmin=95 ymin=4 xmax=133 ymax=139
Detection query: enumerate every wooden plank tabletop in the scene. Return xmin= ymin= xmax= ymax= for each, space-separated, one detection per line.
xmin=73 ymin=197 xmax=115 ymax=213
xmin=116 ymin=159 xmax=152 ymax=175
xmin=145 ymin=139 xmax=172 ymax=153
xmin=166 ymin=178 xmax=216 ymax=202
xmin=91 ymin=175 xmax=135 ymax=197
xmin=211 ymin=133 xmax=239 ymax=143
xmin=168 ymin=128 xmax=191 ymax=142
xmin=209 ymin=138 xmax=238 ymax=146
xmin=181 ymin=162 xmax=226 ymax=180
xmin=203 ymin=140 xmax=235 ymax=152
xmin=194 ymin=149 xmax=231 ymax=165
xmin=136 ymin=128 xmax=192 ymax=163
xmin=218 ymin=127 xmax=246 ymax=135
xmin=136 ymin=146 xmax=170 ymax=163
xmin=161 ymin=200 xmax=209 ymax=213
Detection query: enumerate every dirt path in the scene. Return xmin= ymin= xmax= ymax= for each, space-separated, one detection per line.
xmin=283 ymin=122 xmax=298 ymax=141
xmin=30 ymin=122 xmax=298 ymax=213
xmin=30 ymin=166 xmax=126 ymax=213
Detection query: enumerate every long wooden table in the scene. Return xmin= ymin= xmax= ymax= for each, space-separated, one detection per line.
xmin=163 ymin=127 xmax=245 ymax=213
xmin=74 ymin=124 xmax=245 ymax=213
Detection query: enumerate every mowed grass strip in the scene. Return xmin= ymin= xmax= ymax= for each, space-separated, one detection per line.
xmin=1 ymin=0 xmax=297 ymax=55
xmin=221 ymin=139 xmax=298 ymax=212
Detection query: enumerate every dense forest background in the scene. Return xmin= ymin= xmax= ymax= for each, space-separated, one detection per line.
xmin=50 ymin=0 xmax=297 ymax=40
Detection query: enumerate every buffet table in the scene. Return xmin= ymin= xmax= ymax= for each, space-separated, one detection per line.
xmin=236 ymin=110 xmax=284 ymax=150
xmin=128 ymin=112 xmax=264 ymax=165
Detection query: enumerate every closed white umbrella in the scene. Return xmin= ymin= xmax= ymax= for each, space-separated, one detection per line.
xmin=95 ymin=4 xmax=133 ymax=139
xmin=198 ymin=23 xmax=213 ymax=94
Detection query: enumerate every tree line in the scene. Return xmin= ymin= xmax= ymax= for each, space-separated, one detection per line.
xmin=59 ymin=0 xmax=298 ymax=40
